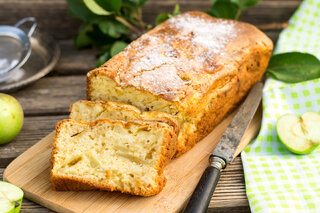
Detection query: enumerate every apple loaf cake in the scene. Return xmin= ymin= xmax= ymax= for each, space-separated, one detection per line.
xmin=87 ymin=11 xmax=273 ymax=157
xmin=70 ymin=100 xmax=179 ymax=135
xmin=51 ymin=119 xmax=177 ymax=196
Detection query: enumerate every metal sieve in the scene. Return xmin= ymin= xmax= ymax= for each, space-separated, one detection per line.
xmin=0 ymin=17 xmax=37 ymax=82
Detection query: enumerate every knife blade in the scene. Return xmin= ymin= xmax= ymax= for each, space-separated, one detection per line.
xmin=183 ymin=82 xmax=263 ymax=213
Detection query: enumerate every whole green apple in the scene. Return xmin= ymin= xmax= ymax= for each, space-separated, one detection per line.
xmin=0 ymin=93 xmax=24 ymax=145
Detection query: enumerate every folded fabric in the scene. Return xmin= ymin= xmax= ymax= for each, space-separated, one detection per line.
xmin=242 ymin=78 xmax=320 ymax=212
xmin=242 ymin=0 xmax=320 ymax=212
xmin=274 ymin=0 xmax=320 ymax=58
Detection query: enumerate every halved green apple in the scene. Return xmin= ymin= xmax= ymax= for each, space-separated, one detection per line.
xmin=0 ymin=181 xmax=23 ymax=213
xmin=276 ymin=112 xmax=320 ymax=154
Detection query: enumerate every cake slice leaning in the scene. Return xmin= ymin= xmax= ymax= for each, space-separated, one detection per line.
xmin=69 ymin=100 xmax=179 ymax=136
xmin=51 ymin=119 xmax=177 ymax=196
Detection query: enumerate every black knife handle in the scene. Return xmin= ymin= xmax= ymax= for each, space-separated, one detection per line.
xmin=183 ymin=156 xmax=226 ymax=213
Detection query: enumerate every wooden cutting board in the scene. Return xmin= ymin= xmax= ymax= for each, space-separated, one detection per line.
xmin=4 ymin=107 xmax=261 ymax=213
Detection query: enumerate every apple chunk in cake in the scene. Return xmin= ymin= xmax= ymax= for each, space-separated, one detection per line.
xmin=51 ymin=119 xmax=177 ymax=196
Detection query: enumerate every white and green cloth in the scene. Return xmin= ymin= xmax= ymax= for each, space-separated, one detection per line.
xmin=242 ymin=0 xmax=320 ymax=212
xmin=274 ymin=0 xmax=320 ymax=58
xmin=242 ymin=79 xmax=320 ymax=212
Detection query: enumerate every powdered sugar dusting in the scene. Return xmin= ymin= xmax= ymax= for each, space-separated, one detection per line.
xmin=119 ymin=35 xmax=186 ymax=98
xmin=118 ymin=13 xmax=237 ymax=99
xmin=170 ymin=14 xmax=236 ymax=55
xmin=131 ymin=42 xmax=176 ymax=72
xmin=130 ymin=65 xmax=187 ymax=97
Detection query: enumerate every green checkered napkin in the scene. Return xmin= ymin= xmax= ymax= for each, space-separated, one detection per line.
xmin=241 ymin=0 xmax=320 ymax=212
xmin=242 ymin=79 xmax=320 ymax=212
xmin=274 ymin=0 xmax=320 ymax=58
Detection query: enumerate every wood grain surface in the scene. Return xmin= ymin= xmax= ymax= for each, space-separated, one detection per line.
xmin=0 ymin=0 xmax=301 ymax=40
xmin=4 ymin=108 xmax=261 ymax=213
xmin=10 ymin=75 xmax=86 ymax=115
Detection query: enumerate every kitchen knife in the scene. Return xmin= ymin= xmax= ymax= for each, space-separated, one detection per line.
xmin=183 ymin=82 xmax=263 ymax=213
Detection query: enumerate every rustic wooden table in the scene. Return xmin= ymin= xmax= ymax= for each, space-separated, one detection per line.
xmin=0 ymin=0 xmax=301 ymax=212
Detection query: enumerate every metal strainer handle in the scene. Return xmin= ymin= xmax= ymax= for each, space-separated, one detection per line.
xmin=14 ymin=17 xmax=37 ymax=37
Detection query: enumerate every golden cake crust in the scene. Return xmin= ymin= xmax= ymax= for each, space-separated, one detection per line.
xmin=87 ymin=11 xmax=273 ymax=156
xmin=51 ymin=119 xmax=177 ymax=196
xmin=87 ymin=11 xmax=273 ymax=114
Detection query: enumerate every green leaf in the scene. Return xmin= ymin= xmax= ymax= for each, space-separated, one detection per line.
xmin=138 ymin=0 xmax=148 ymax=6
xmin=95 ymin=0 xmax=122 ymax=13
xmin=208 ymin=1 xmax=239 ymax=19
xmin=243 ymin=0 xmax=259 ymax=7
xmin=122 ymin=0 xmax=147 ymax=11
xmin=173 ymin=4 xmax=181 ymax=16
xmin=155 ymin=13 xmax=170 ymax=25
xmin=267 ymin=52 xmax=320 ymax=83
xmin=126 ymin=0 xmax=139 ymax=4
xmin=231 ymin=0 xmax=260 ymax=7
xmin=110 ymin=41 xmax=128 ymax=56
xmin=155 ymin=4 xmax=180 ymax=25
xmin=110 ymin=0 xmax=122 ymax=12
xmin=96 ymin=50 xmax=111 ymax=67
xmin=83 ymin=0 xmax=112 ymax=15
xmin=98 ymin=20 xmax=128 ymax=38
xmin=87 ymin=25 xmax=116 ymax=46
xmin=67 ymin=0 xmax=107 ymax=22
xmin=67 ymin=8 xmax=77 ymax=17
xmin=122 ymin=0 xmax=139 ymax=8
xmin=74 ymin=23 xmax=94 ymax=49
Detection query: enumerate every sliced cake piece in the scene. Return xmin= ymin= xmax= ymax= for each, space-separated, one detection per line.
xmin=51 ymin=119 xmax=177 ymax=196
xmin=70 ymin=100 xmax=179 ymax=135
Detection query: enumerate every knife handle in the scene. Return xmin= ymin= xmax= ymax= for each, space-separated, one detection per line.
xmin=183 ymin=156 xmax=226 ymax=213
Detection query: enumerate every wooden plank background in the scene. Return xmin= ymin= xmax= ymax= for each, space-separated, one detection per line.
xmin=0 ymin=0 xmax=302 ymax=212
xmin=0 ymin=0 xmax=301 ymax=41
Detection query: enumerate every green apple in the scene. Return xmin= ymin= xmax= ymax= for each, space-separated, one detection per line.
xmin=0 ymin=181 xmax=23 ymax=213
xmin=0 ymin=93 xmax=24 ymax=145
xmin=276 ymin=112 xmax=320 ymax=155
